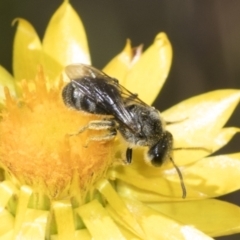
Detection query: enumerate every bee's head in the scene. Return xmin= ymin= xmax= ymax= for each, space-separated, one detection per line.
xmin=147 ymin=131 xmax=173 ymax=166
xmin=147 ymin=131 xmax=186 ymax=198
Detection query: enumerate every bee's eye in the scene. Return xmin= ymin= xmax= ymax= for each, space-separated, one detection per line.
xmin=147 ymin=131 xmax=173 ymax=167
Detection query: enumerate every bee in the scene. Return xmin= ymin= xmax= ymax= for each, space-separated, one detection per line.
xmin=62 ymin=63 xmax=186 ymax=198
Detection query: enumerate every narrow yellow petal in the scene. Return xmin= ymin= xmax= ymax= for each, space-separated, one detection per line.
xmin=13 ymin=186 xmax=33 ymax=238
xmin=77 ymin=199 xmax=126 ymax=240
xmin=124 ymin=152 xmax=240 ymax=200
xmin=124 ymin=33 xmax=172 ymax=105
xmin=0 ymin=230 xmax=14 ymax=240
xmin=52 ymin=200 xmax=76 ymax=240
xmin=0 ymin=182 xmax=18 ymax=236
xmin=12 ymin=18 xmax=43 ymax=82
xmin=0 ymin=181 xmax=18 ymax=208
xmin=163 ymin=89 xmax=240 ymax=163
xmin=212 ymin=127 xmax=240 ymax=151
xmin=74 ymin=229 xmax=91 ymax=239
xmin=180 ymin=153 xmax=240 ymax=197
xmin=173 ymin=127 xmax=240 ymax=165
xmin=43 ymin=0 xmax=90 ymax=81
xmin=122 ymin=197 xmax=213 ymax=240
xmin=164 ymin=89 xmax=240 ymax=141
xmin=0 ymin=209 xmax=14 ymax=236
xmin=103 ymin=40 xmax=133 ymax=83
xmin=96 ymin=179 xmax=145 ymax=238
xmin=116 ymin=224 xmax=141 ymax=240
xmin=110 ymin=165 xmax=200 ymax=200
xmin=116 ymin=181 xmax=173 ymax=203
xmin=0 ymin=66 xmax=16 ymax=100
xmin=17 ymin=209 xmax=49 ymax=240
xmin=51 ymin=229 xmax=92 ymax=240
xmin=148 ymin=199 xmax=240 ymax=237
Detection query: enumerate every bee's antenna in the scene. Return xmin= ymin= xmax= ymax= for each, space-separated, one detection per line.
xmin=169 ymin=156 xmax=186 ymax=199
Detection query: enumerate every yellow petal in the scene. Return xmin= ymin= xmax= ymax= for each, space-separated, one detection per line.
xmin=77 ymin=199 xmax=127 ymax=240
xmin=43 ymin=0 xmax=90 ymax=81
xmin=0 ymin=230 xmax=14 ymax=240
xmin=12 ymin=18 xmax=43 ymax=82
xmin=13 ymin=186 xmax=33 ymax=237
xmin=147 ymin=199 xmax=240 ymax=237
xmin=116 ymin=181 xmax=174 ymax=203
xmin=52 ymin=200 xmax=76 ymax=240
xmin=51 ymin=229 xmax=92 ymax=240
xmin=121 ymin=197 xmax=213 ymax=240
xmin=96 ymin=179 xmax=145 ymax=238
xmin=0 ymin=209 xmax=14 ymax=236
xmin=163 ymin=89 xmax=240 ymax=164
xmin=0 ymin=66 xmax=16 ymax=100
xmin=74 ymin=229 xmax=91 ymax=239
xmin=124 ymin=33 xmax=172 ymax=105
xmin=164 ymin=89 xmax=240 ymax=141
xmin=180 ymin=153 xmax=240 ymax=197
xmin=103 ymin=40 xmax=137 ymax=84
xmin=0 ymin=181 xmax=18 ymax=208
xmin=173 ymin=127 xmax=240 ymax=166
xmin=16 ymin=209 xmax=49 ymax=240
xmin=116 ymin=225 xmax=141 ymax=240
xmin=139 ymin=152 xmax=240 ymax=199
xmin=110 ymin=165 xmax=200 ymax=200
xmin=212 ymin=127 xmax=240 ymax=151
xmin=0 ymin=182 xmax=16 ymax=235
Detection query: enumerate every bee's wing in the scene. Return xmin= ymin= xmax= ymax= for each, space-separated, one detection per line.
xmin=65 ymin=64 xmax=148 ymax=132
xmin=65 ymin=63 xmax=148 ymax=107
xmin=115 ymin=82 xmax=148 ymax=107
xmin=65 ymin=63 xmax=108 ymax=80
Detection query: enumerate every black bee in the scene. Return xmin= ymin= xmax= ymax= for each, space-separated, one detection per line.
xmin=62 ymin=63 xmax=186 ymax=198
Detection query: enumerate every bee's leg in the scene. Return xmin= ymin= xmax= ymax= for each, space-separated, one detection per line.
xmin=69 ymin=119 xmax=116 ymax=136
xmin=68 ymin=119 xmax=117 ymax=147
xmin=84 ymin=128 xmax=117 ymax=147
xmin=126 ymin=148 xmax=132 ymax=164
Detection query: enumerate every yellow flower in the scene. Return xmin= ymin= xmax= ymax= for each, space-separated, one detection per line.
xmin=0 ymin=1 xmax=240 ymax=239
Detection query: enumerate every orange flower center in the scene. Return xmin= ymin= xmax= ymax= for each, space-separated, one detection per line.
xmin=0 ymin=69 xmax=114 ymax=200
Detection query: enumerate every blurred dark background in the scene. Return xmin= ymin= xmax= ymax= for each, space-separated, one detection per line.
xmin=0 ymin=1 xmax=239 ymax=239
